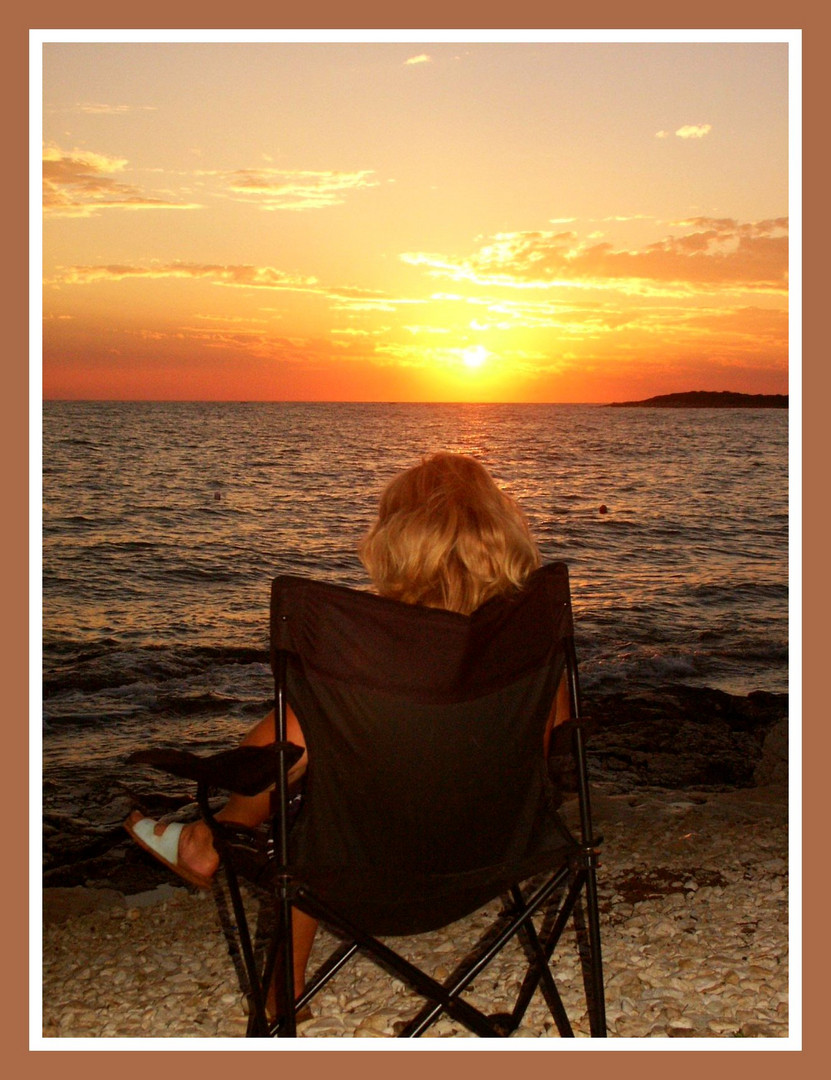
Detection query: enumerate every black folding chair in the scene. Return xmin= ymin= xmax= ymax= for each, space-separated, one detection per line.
xmin=129 ymin=562 xmax=606 ymax=1038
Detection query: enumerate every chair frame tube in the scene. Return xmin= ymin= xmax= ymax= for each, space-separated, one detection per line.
xmin=564 ymin=636 xmax=607 ymax=1037
xmin=181 ymin=593 xmax=607 ymax=1039
xmin=273 ymin=651 xmax=297 ymax=1036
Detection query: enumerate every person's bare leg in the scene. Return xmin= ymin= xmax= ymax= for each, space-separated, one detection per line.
xmin=292 ymin=909 xmax=318 ymax=990
xmin=219 ymin=707 xmax=308 ymax=823
xmin=163 ymin=707 xmax=307 ymax=877
xmin=130 ymin=706 xmax=318 ymax=994
xmin=543 ymin=673 xmax=571 ymax=757
xmin=266 ymin=907 xmax=320 ymax=1018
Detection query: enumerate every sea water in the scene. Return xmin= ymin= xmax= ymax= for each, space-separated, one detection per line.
xmin=41 ymin=401 xmax=789 ymax=789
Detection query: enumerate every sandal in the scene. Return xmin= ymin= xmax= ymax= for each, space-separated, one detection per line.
xmin=124 ymin=811 xmax=213 ymax=891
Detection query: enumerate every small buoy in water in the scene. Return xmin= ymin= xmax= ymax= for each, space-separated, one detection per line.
xmin=598 ymin=504 xmax=608 ymax=514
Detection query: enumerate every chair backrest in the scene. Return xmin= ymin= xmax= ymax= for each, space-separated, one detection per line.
xmin=269 ymin=562 xmax=577 ymax=934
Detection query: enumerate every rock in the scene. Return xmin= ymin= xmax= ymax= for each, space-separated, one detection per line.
xmin=43 ymin=886 xmax=126 ymax=925
xmin=124 ymin=883 xmax=184 ymax=908
xmin=753 ymin=719 xmax=788 ymax=787
xmin=582 ymin=686 xmax=788 ymax=791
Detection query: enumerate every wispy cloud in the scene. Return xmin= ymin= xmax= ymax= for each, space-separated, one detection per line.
xmin=676 ymin=124 xmax=712 ymax=139
xmin=116 ymin=323 xmax=335 ymax=366
xmin=331 ymin=326 xmax=391 ymax=337
xmin=655 ymin=125 xmax=712 ymax=140
xmin=46 ymin=261 xmax=429 ymax=320
xmin=222 ymin=168 xmax=380 ymax=211
xmin=51 ymin=262 xmax=319 ymax=291
xmin=43 ymin=145 xmax=201 ymax=217
xmin=77 ymin=103 xmax=158 ymax=114
xmin=44 ymin=145 xmax=128 ymax=176
xmin=401 ymin=219 xmax=788 ymax=295
xmin=326 ymin=286 xmax=425 ymax=313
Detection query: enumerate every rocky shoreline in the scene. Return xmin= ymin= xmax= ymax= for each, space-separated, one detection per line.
xmin=42 ymin=685 xmax=788 ymax=895
xmin=40 ymin=685 xmax=790 ymax=1040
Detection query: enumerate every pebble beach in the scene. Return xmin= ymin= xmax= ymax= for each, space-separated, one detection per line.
xmin=41 ymin=781 xmax=789 ymax=1041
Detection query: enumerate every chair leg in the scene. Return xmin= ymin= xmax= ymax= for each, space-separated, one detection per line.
xmin=347 ymin=870 xmax=574 ymax=1038
xmin=582 ymin=862 xmax=607 ymax=1037
xmin=219 ymin=854 xmax=271 ymax=1036
xmin=296 ymin=939 xmax=360 ymax=1014
xmin=509 ymin=882 xmax=577 ymax=1037
xmin=295 ymin=888 xmax=504 ymax=1037
xmin=510 ymin=887 xmax=574 ymax=1037
xmin=271 ymin=875 xmax=297 ymax=1037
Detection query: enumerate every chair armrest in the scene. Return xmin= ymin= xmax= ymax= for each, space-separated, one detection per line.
xmin=127 ymin=742 xmax=304 ymax=797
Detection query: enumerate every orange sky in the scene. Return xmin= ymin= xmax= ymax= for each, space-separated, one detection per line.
xmin=40 ymin=37 xmax=792 ymax=402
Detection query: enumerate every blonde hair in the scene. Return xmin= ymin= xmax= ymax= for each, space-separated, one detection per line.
xmin=359 ymin=453 xmax=540 ymax=615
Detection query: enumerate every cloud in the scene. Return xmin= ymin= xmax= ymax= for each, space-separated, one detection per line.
xmin=52 ymin=262 xmax=319 ymax=292
xmin=222 ymin=168 xmax=379 ymax=211
xmin=675 ymin=124 xmax=712 ymax=139
xmin=123 ymin=324 xmax=336 ymax=366
xmin=600 ymin=214 xmax=654 ymax=223
xmin=43 ymin=144 xmax=128 ymax=175
xmin=43 ymin=145 xmax=201 ymax=217
xmin=47 ymin=261 xmax=428 ymax=320
xmin=191 ymin=313 xmax=269 ymax=326
xmin=404 ymin=54 xmax=432 ymax=66
xmin=400 ymin=218 xmax=788 ymax=295
xmin=78 ymin=103 xmax=157 ymax=114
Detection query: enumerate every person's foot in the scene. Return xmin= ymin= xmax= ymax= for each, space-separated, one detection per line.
xmin=266 ymin=975 xmax=312 ymax=1027
xmin=124 ymin=810 xmax=219 ymax=889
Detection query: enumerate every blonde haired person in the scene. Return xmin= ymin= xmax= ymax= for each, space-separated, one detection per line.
xmin=125 ymin=452 xmax=568 ymax=1006
xmin=360 ymin=452 xmax=539 ymax=615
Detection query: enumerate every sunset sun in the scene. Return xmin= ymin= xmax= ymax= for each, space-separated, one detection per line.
xmin=462 ymin=345 xmax=488 ymax=370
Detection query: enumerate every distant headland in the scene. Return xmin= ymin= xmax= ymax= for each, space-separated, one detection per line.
xmin=608 ymin=391 xmax=788 ymax=409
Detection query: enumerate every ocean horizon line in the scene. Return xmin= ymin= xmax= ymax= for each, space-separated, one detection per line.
xmin=41 ymin=394 xmax=787 ymax=407
xmin=43 ymin=398 xmax=606 ymax=406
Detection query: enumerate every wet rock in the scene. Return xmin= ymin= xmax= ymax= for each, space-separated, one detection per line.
xmin=582 ymin=686 xmax=787 ymax=791
xmin=754 ymin=719 xmax=788 ymax=787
